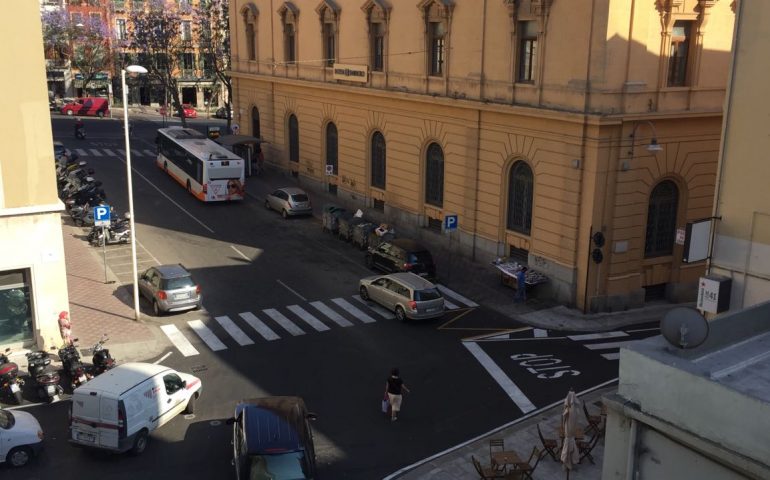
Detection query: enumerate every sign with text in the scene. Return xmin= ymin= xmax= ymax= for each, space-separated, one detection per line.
xmin=332 ymin=63 xmax=368 ymax=83
xmin=696 ymin=275 xmax=732 ymax=313
xmin=94 ymin=205 xmax=111 ymax=227
xmin=444 ymin=214 xmax=458 ymax=232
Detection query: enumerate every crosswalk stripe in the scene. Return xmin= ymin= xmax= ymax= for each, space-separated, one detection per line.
xmin=444 ymin=298 xmax=459 ymax=310
xmin=263 ymin=309 xmax=305 ymax=336
xmin=132 ymin=149 xmax=143 ymax=157
xmin=238 ymin=312 xmax=280 ymax=341
xmin=214 ymin=315 xmax=254 ymax=346
xmin=89 ymin=149 xmax=103 ymax=156
xmin=76 ymin=148 xmax=88 ymax=156
xmin=583 ymin=340 xmax=639 ymax=351
xmin=160 ymin=324 xmax=199 ymax=357
xmin=352 ymin=295 xmax=395 ymax=319
xmin=602 ymin=352 xmax=620 ymax=361
xmin=533 ymin=328 xmax=548 ymax=338
xmin=309 ymin=301 xmax=353 ymax=327
xmin=103 ymin=149 xmax=116 ymax=156
xmin=286 ymin=305 xmax=330 ymax=332
xmin=568 ymin=331 xmax=629 ymax=341
xmin=187 ymin=319 xmax=227 ymax=351
xmin=117 ymin=149 xmax=126 ymax=156
xmin=143 ymin=149 xmax=156 ymax=157
xmin=331 ymin=298 xmax=377 ymax=324
xmin=436 ymin=284 xmax=479 ymax=308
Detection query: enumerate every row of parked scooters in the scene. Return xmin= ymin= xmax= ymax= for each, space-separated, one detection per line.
xmin=57 ymin=151 xmax=132 ymax=246
xmin=0 ymin=335 xmax=115 ymax=405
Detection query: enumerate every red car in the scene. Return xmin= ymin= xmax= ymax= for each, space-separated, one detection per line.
xmin=159 ymin=104 xmax=197 ymax=118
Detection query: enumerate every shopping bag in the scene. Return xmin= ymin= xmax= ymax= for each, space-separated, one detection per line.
xmin=381 ymin=396 xmax=389 ymax=414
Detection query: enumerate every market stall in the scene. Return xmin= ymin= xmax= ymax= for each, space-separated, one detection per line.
xmin=493 ymin=258 xmax=549 ymax=291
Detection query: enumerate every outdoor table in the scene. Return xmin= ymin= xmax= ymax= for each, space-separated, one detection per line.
xmin=491 ymin=450 xmax=523 ymax=472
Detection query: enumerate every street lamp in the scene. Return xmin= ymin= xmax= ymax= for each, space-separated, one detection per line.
xmin=623 ymin=120 xmax=663 ymax=171
xmin=122 ymin=64 xmax=147 ymax=320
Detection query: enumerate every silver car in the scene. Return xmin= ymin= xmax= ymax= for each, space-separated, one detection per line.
xmin=265 ymin=187 xmax=313 ymax=218
xmin=359 ymin=272 xmax=445 ymax=321
xmin=138 ymin=264 xmax=202 ymax=316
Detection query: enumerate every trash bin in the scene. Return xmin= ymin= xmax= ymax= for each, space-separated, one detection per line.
xmin=352 ymin=221 xmax=376 ymax=250
xmin=368 ymin=230 xmax=395 ymax=250
xmin=337 ymin=212 xmax=355 ymax=241
xmin=322 ymin=204 xmax=346 ymax=234
xmin=339 ymin=216 xmax=369 ymax=242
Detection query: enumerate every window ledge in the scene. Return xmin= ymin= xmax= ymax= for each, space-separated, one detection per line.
xmin=514 ymin=81 xmax=537 ymax=89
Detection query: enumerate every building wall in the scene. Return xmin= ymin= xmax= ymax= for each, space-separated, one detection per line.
xmin=0 ymin=1 xmax=69 ymax=350
xmin=710 ymin=0 xmax=770 ymax=310
xmin=231 ymin=0 xmax=734 ymax=310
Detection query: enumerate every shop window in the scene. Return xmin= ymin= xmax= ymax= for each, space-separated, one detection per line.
xmin=0 ymin=269 xmax=33 ymax=345
xmin=325 ymin=122 xmax=338 ymax=175
xmin=288 ymin=114 xmax=299 ymax=163
xmin=506 ymin=161 xmax=534 ymax=235
xmin=370 ymin=131 xmax=386 ymax=189
xmin=645 ymin=180 xmax=679 ymax=257
xmin=425 ymin=142 xmax=444 ymax=207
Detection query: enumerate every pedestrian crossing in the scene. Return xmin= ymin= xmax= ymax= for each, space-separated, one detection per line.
xmin=567 ymin=329 xmax=659 ymax=361
xmin=161 ymin=285 xmax=478 ymax=357
xmin=73 ymin=147 xmax=157 ymax=158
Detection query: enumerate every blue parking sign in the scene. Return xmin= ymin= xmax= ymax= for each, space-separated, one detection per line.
xmin=444 ymin=214 xmax=458 ymax=232
xmin=94 ymin=205 xmax=111 ymax=227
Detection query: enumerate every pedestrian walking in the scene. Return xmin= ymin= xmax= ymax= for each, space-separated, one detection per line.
xmin=385 ymin=367 xmax=410 ymax=422
xmin=58 ymin=310 xmax=73 ymax=346
xmin=515 ymin=267 xmax=528 ymax=302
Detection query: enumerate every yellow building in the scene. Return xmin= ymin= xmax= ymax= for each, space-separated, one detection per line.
xmin=230 ymin=0 xmax=735 ymax=311
xmin=0 ymin=2 xmax=69 ymax=350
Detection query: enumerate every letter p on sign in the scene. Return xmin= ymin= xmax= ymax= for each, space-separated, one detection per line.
xmin=444 ymin=214 xmax=458 ymax=232
xmin=94 ymin=205 xmax=111 ymax=227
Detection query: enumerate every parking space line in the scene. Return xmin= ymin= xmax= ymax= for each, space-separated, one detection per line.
xmin=187 ymin=320 xmax=227 ymax=351
xmin=583 ymin=340 xmax=639 ymax=350
xmin=331 ymin=298 xmax=377 ymax=324
xmin=463 ymin=341 xmax=536 ymax=413
xmin=436 ymin=284 xmax=479 ymax=308
xmin=238 ymin=312 xmax=280 ymax=341
xmin=160 ymin=324 xmax=199 ymax=357
xmin=287 ymin=305 xmax=330 ymax=332
xmin=568 ymin=331 xmax=629 ymax=341
xmin=263 ymin=309 xmax=305 ymax=336
xmin=309 ymin=301 xmax=354 ymax=327
xmin=277 ymin=279 xmax=306 ymax=301
xmin=214 ymin=315 xmax=255 ymax=346
xmin=444 ymin=298 xmax=460 ymax=310
xmin=352 ymin=295 xmax=395 ymax=319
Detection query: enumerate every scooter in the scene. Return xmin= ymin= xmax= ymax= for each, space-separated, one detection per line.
xmin=58 ymin=340 xmax=90 ymax=389
xmin=75 ymin=126 xmax=86 ymax=140
xmin=90 ymin=224 xmax=131 ymax=247
xmin=91 ymin=335 xmax=115 ymax=376
xmin=25 ymin=350 xmax=63 ymax=403
xmin=0 ymin=348 xmax=23 ymax=405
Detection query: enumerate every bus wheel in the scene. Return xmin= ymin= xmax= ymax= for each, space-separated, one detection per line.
xmin=186 ymin=180 xmax=191 ymax=193
xmin=164 ymin=161 xmax=168 ymax=172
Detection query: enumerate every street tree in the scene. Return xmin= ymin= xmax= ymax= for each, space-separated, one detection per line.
xmin=128 ymin=0 xmax=190 ymax=126
xmin=194 ymin=0 xmax=232 ymax=129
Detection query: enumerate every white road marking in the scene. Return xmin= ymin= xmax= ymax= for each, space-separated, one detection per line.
xmin=76 ymin=148 xmax=88 ymax=156
xmin=352 ymin=295 xmax=395 ymax=319
xmin=444 ymin=298 xmax=459 ymax=310
xmin=331 ymin=298 xmax=376 ymax=324
xmin=436 ymin=284 xmax=479 ymax=307
xmin=286 ymin=305 xmax=330 ymax=332
xmin=583 ymin=340 xmax=639 ymax=350
xmin=238 ymin=312 xmax=280 ymax=341
xmin=215 ymin=315 xmax=254 ymax=346
xmin=568 ymin=331 xmax=629 ymax=341
xmin=153 ymin=352 xmax=173 ymax=364
xmin=276 ymin=279 xmax=307 ymax=301
xmin=533 ymin=328 xmax=548 ymax=338
xmin=103 ymin=149 xmax=116 ymax=156
xmin=143 ymin=149 xmax=156 ymax=157
xmin=601 ymin=352 xmax=620 ymax=361
xmin=309 ymin=301 xmax=353 ymax=327
xmin=263 ymin=309 xmax=305 ymax=336
xmin=187 ymin=320 xmax=227 ymax=351
xmin=463 ymin=342 xmax=536 ymax=413
xmin=117 ymin=149 xmax=125 ymax=156
xmin=89 ymin=149 xmax=102 ymax=156
xmin=131 ymin=149 xmax=142 ymax=157
xmin=230 ymin=245 xmax=250 ymax=261
xmin=160 ymin=324 xmax=199 ymax=357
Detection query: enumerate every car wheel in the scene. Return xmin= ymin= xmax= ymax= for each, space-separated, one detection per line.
xmin=264 ymin=200 xmax=271 ymax=211
xmin=7 ymin=446 xmax=32 ymax=467
xmin=184 ymin=393 xmax=197 ymax=414
xmin=186 ymin=180 xmax=191 ymax=193
xmin=193 ymin=302 xmax=201 ymax=311
xmin=395 ymin=306 xmax=407 ymax=323
xmin=359 ymin=286 xmax=370 ymax=301
xmin=66 ymin=110 xmax=73 ymax=116
xmin=130 ymin=430 xmax=148 ymax=456
xmin=153 ymin=300 xmax=163 ymax=317
xmin=365 ymin=255 xmax=375 ymax=269
xmin=281 ymin=209 xmax=289 ymax=219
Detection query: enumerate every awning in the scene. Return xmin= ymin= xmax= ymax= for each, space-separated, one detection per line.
xmin=214 ymin=134 xmax=263 ymax=147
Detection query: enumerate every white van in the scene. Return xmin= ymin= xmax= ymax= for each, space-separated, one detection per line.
xmin=69 ymin=362 xmax=202 ymax=455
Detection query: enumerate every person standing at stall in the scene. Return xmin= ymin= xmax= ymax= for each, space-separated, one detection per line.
xmin=515 ymin=267 xmax=528 ymax=302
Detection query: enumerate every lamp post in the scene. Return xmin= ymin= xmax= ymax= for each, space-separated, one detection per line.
xmin=623 ymin=120 xmax=663 ymax=171
xmin=121 ymin=64 xmax=148 ymax=320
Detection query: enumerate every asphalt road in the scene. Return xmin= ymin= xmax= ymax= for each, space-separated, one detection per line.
xmin=2 ymin=114 xmax=658 ymax=478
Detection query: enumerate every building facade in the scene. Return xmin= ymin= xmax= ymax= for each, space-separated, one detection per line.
xmin=41 ymin=0 xmax=73 ymax=99
xmin=230 ymin=0 xmax=735 ymax=311
xmin=1 ymin=2 xmax=69 ymax=351
xmin=708 ymin=0 xmax=770 ymax=311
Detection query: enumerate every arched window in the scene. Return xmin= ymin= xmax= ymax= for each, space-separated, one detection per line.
xmin=506 ymin=161 xmax=534 ymax=234
xmin=288 ymin=114 xmax=299 ymax=163
xmin=371 ymin=131 xmax=386 ymax=189
xmin=245 ymin=23 xmax=256 ymax=61
xmin=425 ymin=142 xmax=444 ymax=207
xmin=251 ymin=106 xmax=260 ymax=138
xmin=645 ymin=180 xmax=679 ymax=257
xmin=325 ymin=122 xmax=338 ymax=174
xmin=242 ymin=4 xmax=258 ymax=61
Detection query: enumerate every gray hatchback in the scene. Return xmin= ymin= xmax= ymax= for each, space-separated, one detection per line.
xmin=265 ymin=187 xmax=313 ymax=218
xmin=359 ymin=272 xmax=445 ymax=321
xmin=138 ymin=264 xmax=202 ymax=316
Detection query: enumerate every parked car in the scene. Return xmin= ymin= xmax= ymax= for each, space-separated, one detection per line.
xmin=60 ymin=97 xmax=110 ymax=117
xmin=365 ymin=238 xmax=437 ymax=279
xmin=159 ymin=104 xmax=197 ymax=118
xmin=138 ymin=264 xmax=202 ymax=316
xmin=69 ymin=363 xmax=202 ymax=455
xmin=359 ymin=272 xmax=445 ymax=321
xmin=214 ymin=106 xmax=233 ymax=119
xmin=227 ymin=396 xmax=318 ymax=480
xmin=265 ymin=187 xmax=313 ymax=218
xmin=0 ymin=409 xmax=44 ymax=467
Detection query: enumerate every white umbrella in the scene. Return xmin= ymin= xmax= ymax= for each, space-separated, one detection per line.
xmin=561 ymin=389 xmax=581 ymax=478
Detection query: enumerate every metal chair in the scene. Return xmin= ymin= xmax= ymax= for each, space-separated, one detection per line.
xmin=583 ymin=402 xmax=603 ymax=436
xmin=577 ymin=433 xmax=601 ymax=465
xmin=471 ymin=455 xmax=505 ymax=479
xmin=512 ymin=447 xmax=546 ymax=480
xmin=536 ymin=423 xmax=559 ymax=461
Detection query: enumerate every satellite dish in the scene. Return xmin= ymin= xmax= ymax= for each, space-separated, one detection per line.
xmin=660 ymin=307 xmax=709 ymax=349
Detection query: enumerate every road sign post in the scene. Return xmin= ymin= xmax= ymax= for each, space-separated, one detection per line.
xmin=94 ymin=205 xmax=112 ymax=284
xmin=443 ymin=215 xmax=458 ymax=283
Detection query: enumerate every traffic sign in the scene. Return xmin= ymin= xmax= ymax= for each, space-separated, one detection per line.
xmin=94 ymin=205 xmax=111 ymax=227
xmin=444 ymin=214 xmax=458 ymax=232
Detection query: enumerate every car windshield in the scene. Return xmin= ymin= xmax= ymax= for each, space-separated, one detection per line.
xmin=162 ymin=276 xmax=195 ymax=290
xmin=246 ymin=451 xmax=308 ymax=480
xmin=414 ymin=288 xmax=442 ymax=301
xmin=291 ymin=194 xmax=309 ymax=202
xmin=0 ymin=410 xmax=15 ymax=429
xmin=407 ymin=251 xmax=433 ymax=264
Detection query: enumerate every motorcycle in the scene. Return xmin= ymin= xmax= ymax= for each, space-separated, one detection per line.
xmin=0 ymin=348 xmax=24 ymax=405
xmin=90 ymin=223 xmax=131 ymax=247
xmin=75 ymin=126 xmax=86 ymax=140
xmin=58 ymin=340 xmax=91 ymax=389
xmin=25 ymin=350 xmax=63 ymax=403
xmin=86 ymin=213 xmax=130 ymax=243
xmin=91 ymin=335 xmax=115 ymax=376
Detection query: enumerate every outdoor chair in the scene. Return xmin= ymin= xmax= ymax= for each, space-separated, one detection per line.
xmin=536 ymin=423 xmax=559 ymax=461
xmin=471 ymin=455 xmax=505 ymax=479
xmin=512 ymin=446 xmax=546 ymax=480
xmin=583 ymin=402 xmax=603 ymax=436
xmin=577 ymin=432 xmax=601 ymax=465
xmin=489 ymin=438 xmax=506 ymax=471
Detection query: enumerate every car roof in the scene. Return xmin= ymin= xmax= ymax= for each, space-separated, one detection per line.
xmin=75 ymin=362 xmax=172 ymax=395
xmin=389 ymin=238 xmax=428 ymax=251
xmin=153 ymin=264 xmax=191 ymax=278
xmin=236 ymin=396 xmax=310 ymax=455
xmin=385 ymin=272 xmax=437 ymax=290
xmin=278 ymin=187 xmax=307 ymax=196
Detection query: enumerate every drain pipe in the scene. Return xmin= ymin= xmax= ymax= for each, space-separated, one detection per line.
xmin=626 ymin=418 xmax=638 ymax=480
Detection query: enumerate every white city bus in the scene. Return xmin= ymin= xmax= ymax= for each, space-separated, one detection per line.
xmin=155 ymin=127 xmax=245 ymax=202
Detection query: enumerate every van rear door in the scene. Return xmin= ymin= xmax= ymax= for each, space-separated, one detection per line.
xmin=71 ymin=389 xmax=119 ymax=449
